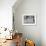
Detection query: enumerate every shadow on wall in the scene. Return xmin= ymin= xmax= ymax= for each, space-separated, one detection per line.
xmin=12 ymin=0 xmax=41 ymax=46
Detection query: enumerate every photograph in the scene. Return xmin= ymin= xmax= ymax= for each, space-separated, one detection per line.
xmin=22 ymin=14 xmax=36 ymax=25
xmin=0 ymin=0 xmax=45 ymax=46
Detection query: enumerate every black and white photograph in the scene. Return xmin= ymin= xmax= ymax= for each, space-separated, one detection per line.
xmin=0 ymin=0 xmax=45 ymax=46
xmin=22 ymin=14 xmax=36 ymax=25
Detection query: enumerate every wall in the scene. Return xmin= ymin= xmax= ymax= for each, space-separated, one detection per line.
xmin=13 ymin=0 xmax=41 ymax=46
xmin=41 ymin=0 xmax=46 ymax=46
xmin=0 ymin=0 xmax=16 ymax=30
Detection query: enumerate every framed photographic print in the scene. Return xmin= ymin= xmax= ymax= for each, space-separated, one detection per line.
xmin=22 ymin=14 xmax=36 ymax=25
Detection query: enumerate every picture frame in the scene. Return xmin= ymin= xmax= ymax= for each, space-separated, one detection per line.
xmin=22 ymin=13 xmax=36 ymax=25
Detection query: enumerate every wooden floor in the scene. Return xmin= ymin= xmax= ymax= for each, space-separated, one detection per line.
xmin=0 ymin=39 xmax=16 ymax=46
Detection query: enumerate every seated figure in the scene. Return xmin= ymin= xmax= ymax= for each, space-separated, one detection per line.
xmin=15 ymin=33 xmax=23 ymax=46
